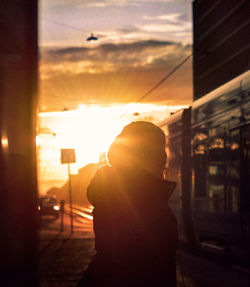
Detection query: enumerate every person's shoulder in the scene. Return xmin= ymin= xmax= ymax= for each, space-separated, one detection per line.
xmin=87 ymin=165 xmax=110 ymax=204
xmin=93 ymin=164 xmax=111 ymax=180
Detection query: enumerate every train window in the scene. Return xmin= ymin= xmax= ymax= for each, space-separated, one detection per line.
xmin=192 ymin=132 xmax=208 ymax=149
xmin=192 ymin=131 xmax=208 ymax=198
xmin=209 ymin=126 xmax=224 ymax=137
xmin=228 ymin=125 xmax=250 ymax=214
xmin=168 ymin=136 xmax=182 ymax=173
xmin=208 ymin=165 xmax=224 ymax=198
xmin=230 ymin=142 xmax=240 ymax=161
xmin=165 ymin=135 xmax=182 ymax=198
xmin=207 ymin=130 xmax=225 ymax=213
xmin=242 ymin=126 xmax=250 ymax=209
xmin=229 ymin=129 xmax=240 ymax=213
xmin=209 ymin=137 xmax=224 ymax=161
xmin=192 ymin=127 xmax=226 ymax=213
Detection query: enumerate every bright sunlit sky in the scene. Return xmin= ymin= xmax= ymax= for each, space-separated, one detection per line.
xmin=38 ymin=0 xmax=193 ymax=193
xmin=39 ymin=0 xmax=193 ymax=110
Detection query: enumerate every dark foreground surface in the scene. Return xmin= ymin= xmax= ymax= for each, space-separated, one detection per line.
xmin=39 ymin=236 xmax=95 ymax=287
xmin=39 ymin=213 xmax=250 ymax=287
xmin=39 ymin=212 xmax=95 ymax=287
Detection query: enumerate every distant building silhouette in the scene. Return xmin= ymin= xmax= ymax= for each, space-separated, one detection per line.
xmin=47 ymin=153 xmax=107 ymax=205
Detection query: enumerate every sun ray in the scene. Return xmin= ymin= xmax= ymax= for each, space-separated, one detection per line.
xmin=37 ymin=103 xmax=186 ymax=194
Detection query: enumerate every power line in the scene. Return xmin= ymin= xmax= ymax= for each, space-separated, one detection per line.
xmin=137 ymin=52 xmax=193 ymax=102
xmin=43 ymin=18 xmax=86 ymax=32
xmin=43 ymin=16 xmax=193 ymax=103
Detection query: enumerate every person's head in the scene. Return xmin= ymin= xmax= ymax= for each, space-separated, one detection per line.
xmin=107 ymin=121 xmax=166 ymax=178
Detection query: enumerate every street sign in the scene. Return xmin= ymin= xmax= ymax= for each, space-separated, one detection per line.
xmin=60 ymin=148 xmax=76 ymax=164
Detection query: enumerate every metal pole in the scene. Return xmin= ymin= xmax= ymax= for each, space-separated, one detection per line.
xmin=68 ymin=163 xmax=74 ymax=233
xmin=60 ymin=200 xmax=65 ymax=232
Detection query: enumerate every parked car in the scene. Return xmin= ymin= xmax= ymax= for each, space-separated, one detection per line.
xmin=38 ymin=196 xmax=60 ymax=218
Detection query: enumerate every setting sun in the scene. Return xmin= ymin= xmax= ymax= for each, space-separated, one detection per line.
xmin=37 ymin=103 xmax=185 ymax=194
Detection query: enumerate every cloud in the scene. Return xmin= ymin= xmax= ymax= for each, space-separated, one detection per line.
xmin=139 ymin=23 xmax=188 ymax=33
xmin=139 ymin=11 xmax=192 ymax=43
xmin=84 ymin=0 xmax=174 ymax=8
xmin=40 ymin=40 xmax=190 ymax=77
xmin=40 ymin=40 xmax=192 ymax=111
xmin=142 ymin=13 xmax=182 ymax=21
xmin=84 ymin=0 xmax=140 ymax=8
xmin=157 ymin=13 xmax=182 ymax=21
xmin=41 ymin=0 xmax=192 ymax=47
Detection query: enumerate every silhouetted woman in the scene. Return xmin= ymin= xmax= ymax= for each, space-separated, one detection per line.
xmin=77 ymin=121 xmax=178 ymax=287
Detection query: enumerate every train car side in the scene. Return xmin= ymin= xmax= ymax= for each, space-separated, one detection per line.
xmin=159 ymin=109 xmax=196 ymax=249
xmin=160 ymin=70 xmax=250 ymax=263
xmin=190 ymin=70 xmax=250 ymax=262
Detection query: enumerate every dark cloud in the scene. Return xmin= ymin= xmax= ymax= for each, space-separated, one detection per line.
xmin=42 ymin=40 xmax=177 ymax=61
xmin=41 ymin=40 xmax=189 ymax=70
xmin=40 ymin=40 xmax=193 ymax=111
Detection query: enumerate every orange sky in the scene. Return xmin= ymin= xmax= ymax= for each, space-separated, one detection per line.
xmin=38 ymin=1 xmax=193 ymax=194
xmin=39 ymin=1 xmax=193 ymax=112
xmin=37 ymin=103 xmax=187 ymax=193
xmin=39 ymin=41 xmax=193 ymax=111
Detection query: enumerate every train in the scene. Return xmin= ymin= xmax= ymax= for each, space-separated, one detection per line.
xmin=159 ymin=70 xmax=250 ymax=263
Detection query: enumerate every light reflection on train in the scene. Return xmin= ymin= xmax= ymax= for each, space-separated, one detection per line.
xmin=159 ymin=70 xmax=250 ymax=263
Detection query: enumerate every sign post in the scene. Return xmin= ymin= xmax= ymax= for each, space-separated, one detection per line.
xmin=60 ymin=148 xmax=76 ymax=233
xmin=60 ymin=199 xmax=65 ymax=232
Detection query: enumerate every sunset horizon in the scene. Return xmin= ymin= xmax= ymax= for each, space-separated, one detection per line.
xmin=38 ymin=0 xmax=193 ymax=194
xmin=37 ymin=102 xmax=187 ymax=194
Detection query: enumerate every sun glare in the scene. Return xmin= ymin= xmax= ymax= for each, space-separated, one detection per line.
xmin=37 ymin=103 xmax=185 ymax=193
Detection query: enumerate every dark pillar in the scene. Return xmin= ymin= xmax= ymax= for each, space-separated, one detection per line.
xmin=0 ymin=1 xmax=38 ymax=286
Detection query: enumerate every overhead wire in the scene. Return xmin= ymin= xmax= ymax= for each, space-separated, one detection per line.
xmin=43 ymin=18 xmax=87 ymax=32
xmin=43 ymin=15 xmax=191 ymax=287
xmin=136 ymin=52 xmax=193 ymax=102
xmin=43 ymin=18 xmax=193 ymax=105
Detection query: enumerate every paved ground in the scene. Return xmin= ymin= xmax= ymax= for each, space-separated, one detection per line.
xmin=39 ymin=213 xmax=250 ymax=287
xmin=39 ymin=213 xmax=95 ymax=287
xmin=179 ymin=250 xmax=250 ymax=287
